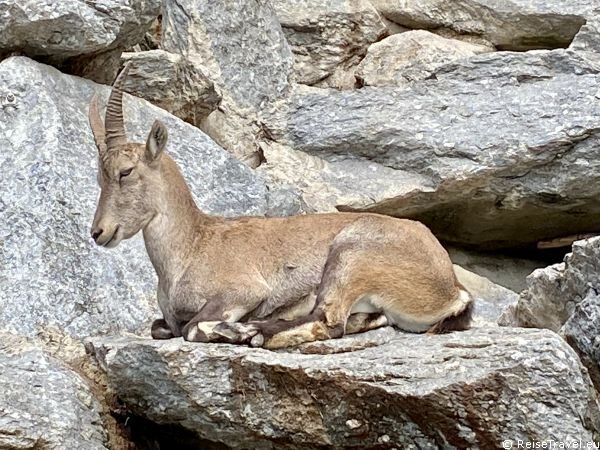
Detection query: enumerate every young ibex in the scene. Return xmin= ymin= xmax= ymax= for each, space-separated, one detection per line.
xmin=89 ymin=67 xmax=473 ymax=349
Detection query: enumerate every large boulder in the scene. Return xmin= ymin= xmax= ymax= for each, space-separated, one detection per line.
xmin=512 ymin=237 xmax=600 ymax=389
xmin=271 ymin=0 xmax=387 ymax=86
xmin=162 ymin=0 xmax=293 ymax=113
xmin=369 ymin=0 xmax=593 ymax=51
xmin=0 ymin=0 xmax=160 ymax=83
xmin=0 ymin=56 xmax=293 ymax=339
xmin=121 ymin=50 xmax=221 ymax=125
xmin=355 ymin=30 xmax=490 ymax=88
xmin=161 ymin=0 xmax=294 ymax=166
xmin=262 ymin=49 xmax=600 ymax=249
xmin=0 ymin=332 xmax=108 ymax=449
xmin=88 ymin=327 xmax=600 ymax=449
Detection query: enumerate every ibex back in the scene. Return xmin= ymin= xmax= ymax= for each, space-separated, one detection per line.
xmin=89 ymin=67 xmax=473 ymax=349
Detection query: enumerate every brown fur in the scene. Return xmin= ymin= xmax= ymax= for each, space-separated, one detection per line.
xmin=88 ymin=71 xmax=473 ymax=349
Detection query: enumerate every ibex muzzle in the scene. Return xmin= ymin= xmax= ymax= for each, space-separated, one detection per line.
xmin=88 ymin=67 xmax=474 ymax=349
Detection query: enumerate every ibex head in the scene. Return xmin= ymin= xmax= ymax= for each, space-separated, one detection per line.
xmin=89 ymin=66 xmax=169 ymax=248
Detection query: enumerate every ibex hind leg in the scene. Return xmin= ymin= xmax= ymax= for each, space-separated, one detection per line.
xmin=247 ymin=241 xmax=369 ymax=349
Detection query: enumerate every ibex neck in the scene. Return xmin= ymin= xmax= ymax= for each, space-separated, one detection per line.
xmin=142 ymin=155 xmax=214 ymax=283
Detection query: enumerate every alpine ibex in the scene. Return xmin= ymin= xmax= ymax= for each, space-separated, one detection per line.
xmin=89 ymin=67 xmax=473 ymax=349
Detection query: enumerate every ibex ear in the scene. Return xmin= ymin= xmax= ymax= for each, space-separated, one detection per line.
xmin=145 ymin=120 xmax=168 ymax=164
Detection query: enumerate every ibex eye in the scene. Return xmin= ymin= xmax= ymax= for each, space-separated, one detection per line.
xmin=120 ymin=168 xmax=133 ymax=179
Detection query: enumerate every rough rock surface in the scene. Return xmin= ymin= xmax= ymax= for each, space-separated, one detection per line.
xmin=271 ymin=0 xmax=387 ymax=86
xmin=162 ymin=0 xmax=292 ymax=112
xmin=161 ymin=0 xmax=293 ymax=165
xmin=356 ymin=30 xmax=490 ymax=88
xmin=447 ymin=247 xmax=546 ymax=293
xmin=0 ymin=56 xmax=291 ymax=339
xmin=0 ymin=0 xmax=161 ymax=83
xmin=369 ymin=0 xmax=592 ymax=51
xmin=89 ymin=327 xmax=600 ymax=449
xmin=121 ymin=50 xmax=221 ymax=125
xmin=513 ymin=237 xmax=600 ymax=389
xmin=257 ymin=141 xmax=430 ymax=213
xmin=0 ymin=332 xmax=108 ymax=449
xmin=262 ymin=50 xmax=600 ymax=249
xmin=453 ymin=265 xmax=518 ymax=327
xmin=572 ymin=12 xmax=600 ymax=53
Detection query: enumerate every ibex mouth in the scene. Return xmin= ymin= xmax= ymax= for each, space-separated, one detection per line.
xmin=102 ymin=226 xmax=121 ymax=248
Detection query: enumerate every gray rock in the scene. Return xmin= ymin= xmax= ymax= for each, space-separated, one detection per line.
xmin=89 ymin=327 xmax=600 ymax=449
xmin=257 ymin=140 xmax=431 ymax=213
xmin=161 ymin=0 xmax=294 ymax=165
xmin=271 ymin=0 xmax=387 ymax=86
xmin=162 ymin=0 xmax=293 ymax=113
xmin=516 ymin=237 xmax=600 ymax=331
xmin=356 ymin=30 xmax=491 ymax=88
xmin=447 ymin=246 xmax=547 ymax=292
xmin=121 ymin=50 xmax=221 ymax=125
xmin=562 ymin=291 xmax=600 ymax=390
xmin=0 ymin=332 xmax=108 ymax=449
xmin=572 ymin=12 xmax=600 ymax=54
xmin=0 ymin=56 xmax=285 ymax=339
xmin=262 ymin=50 xmax=600 ymax=249
xmin=452 ymin=265 xmax=518 ymax=327
xmin=0 ymin=0 xmax=160 ymax=83
xmin=514 ymin=237 xmax=600 ymax=390
xmin=369 ymin=0 xmax=593 ymax=51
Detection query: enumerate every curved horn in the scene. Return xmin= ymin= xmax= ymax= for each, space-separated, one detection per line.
xmin=104 ymin=64 xmax=130 ymax=149
xmin=88 ymin=94 xmax=107 ymax=155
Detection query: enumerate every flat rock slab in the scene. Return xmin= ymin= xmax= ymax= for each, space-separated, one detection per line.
xmin=370 ymin=0 xmax=594 ymax=51
xmin=263 ymin=50 xmax=600 ymax=249
xmin=0 ymin=333 xmax=107 ymax=449
xmin=89 ymin=327 xmax=600 ymax=449
xmin=0 ymin=57 xmax=288 ymax=339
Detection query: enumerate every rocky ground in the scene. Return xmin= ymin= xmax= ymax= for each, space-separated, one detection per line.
xmin=0 ymin=0 xmax=599 ymax=448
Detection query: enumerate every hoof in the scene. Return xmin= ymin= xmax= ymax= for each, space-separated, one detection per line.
xmin=151 ymin=319 xmax=174 ymax=340
xmin=213 ymin=322 xmax=261 ymax=345
xmin=182 ymin=321 xmax=210 ymax=342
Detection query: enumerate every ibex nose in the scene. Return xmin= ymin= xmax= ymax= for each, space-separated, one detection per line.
xmin=91 ymin=228 xmax=103 ymax=242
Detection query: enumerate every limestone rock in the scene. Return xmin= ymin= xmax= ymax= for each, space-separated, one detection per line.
xmin=369 ymin=0 xmax=593 ymax=51
xmin=562 ymin=291 xmax=600 ymax=391
xmin=262 ymin=50 xmax=600 ymax=249
xmin=0 ymin=332 xmax=108 ymax=449
xmin=572 ymin=12 xmax=600 ymax=54
xmin=514 ymin=237 xmax=600 ymax=389
xmin=447 ymin=247 xmax=547 ymax=292
xmin=257 ymin=140 xmax=431 ymax=213
xmin=0 ymin=56 xmax=289 ymax=339
xmin=271 ymin=0 xmax=387 ymax=85
xmin=162 ymin=0 xmax=292 ymax=113
xmin=453 ymin=265 xmax=518 ymax=327
xmin=356 ymin=30 xmax=490 ymax=88
xmin=121 ymin=50 xmax=221 ymax=125
xmin=161 ymin=0 xmax=293 ymax=164
xmin=89 ymin=328 xmax=600 ymax=449
xmin=515 ymin=237 xmax=600 ymax=331
xmin=0 ymin=0 xmax=161 ymax=83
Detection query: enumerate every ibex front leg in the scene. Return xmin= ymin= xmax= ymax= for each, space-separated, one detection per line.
xmin=181 ymin=292 xmax=266 ymax=343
